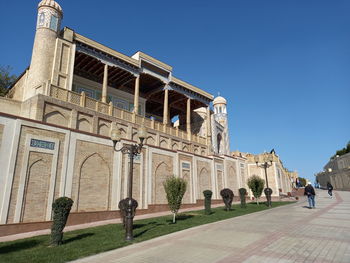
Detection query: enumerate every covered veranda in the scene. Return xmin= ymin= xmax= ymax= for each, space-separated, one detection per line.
xmin=72 ymin=41 xmax=213 ymax=137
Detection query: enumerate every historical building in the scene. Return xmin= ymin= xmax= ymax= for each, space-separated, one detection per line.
xmin=315 ymin=152 xmax=350 ymax=190
xmin=0 ymin=0 xmax=296 ymax=232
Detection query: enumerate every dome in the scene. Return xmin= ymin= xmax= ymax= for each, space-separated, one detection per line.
xmin=213 ymin=96 xmax=227 ymax=105
xmin=38 ymin=0 xmax=63 ymax=16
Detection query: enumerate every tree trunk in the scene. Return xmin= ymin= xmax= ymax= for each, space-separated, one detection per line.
xmin=256 ymin=198 xmax=259 ymax=205
xmin=173 ymin=213 xmax=176 ymax=223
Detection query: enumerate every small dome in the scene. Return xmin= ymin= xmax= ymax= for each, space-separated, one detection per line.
xmin=38 ymin=0 xmax=63 ymax=16
xmin=213 ymin=96 xmax=227 ymax=105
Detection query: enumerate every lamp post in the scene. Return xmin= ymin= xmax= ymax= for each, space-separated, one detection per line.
xmin=111 ymin=126 xmax=147 ymax=241
xmin=254 ymin=152 xmax=273 ymax=207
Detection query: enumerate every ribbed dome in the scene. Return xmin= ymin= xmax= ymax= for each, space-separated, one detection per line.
xmin=213 ymin=96 xmax=227 ymax=105
xmin=38 ymin=0 xmax=63 ymax=16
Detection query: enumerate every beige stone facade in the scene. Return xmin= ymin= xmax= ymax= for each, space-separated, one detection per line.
xmin=315 ymin=152 xmax=350 ymax=190
xmin=0 ymin=0 xmax=297 ymax=226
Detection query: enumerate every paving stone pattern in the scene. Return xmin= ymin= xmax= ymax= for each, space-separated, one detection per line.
xmin=72 ymin=190 xmax=350 ymax=263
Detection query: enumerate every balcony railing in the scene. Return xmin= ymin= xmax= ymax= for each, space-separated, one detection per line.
xmin=49 ymin=85 xmax=207 ymax=145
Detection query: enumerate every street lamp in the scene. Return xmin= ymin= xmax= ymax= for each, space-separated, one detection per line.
xmin=254 ymin=152 xmax=273 ymax=207
xmin=111 ymin=125 xmax=147 ymax=241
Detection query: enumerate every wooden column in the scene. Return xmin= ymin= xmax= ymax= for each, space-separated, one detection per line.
xmin=102 ymin=64 xmax=108 ymax=103
xmin=133 ymin=75 xmax=140 ymax=114
xmin=206 ymin=106 xmax=212 ymax=149
xmin=186 ymin=98 xmax=191 ymax=139
xmin=163 ymin=88 xmax=169 ymax=125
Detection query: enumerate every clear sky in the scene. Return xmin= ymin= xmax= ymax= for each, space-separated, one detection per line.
xmin=1 ymin=0 xmax=349 ymax=182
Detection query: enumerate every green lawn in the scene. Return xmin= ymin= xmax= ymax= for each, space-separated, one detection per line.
xmin=0 ymin=201 xmax=294 ymax=263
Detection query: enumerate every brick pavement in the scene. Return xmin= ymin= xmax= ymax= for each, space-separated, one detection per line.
xmin=71 ymin=190 xmax=350 ymax=263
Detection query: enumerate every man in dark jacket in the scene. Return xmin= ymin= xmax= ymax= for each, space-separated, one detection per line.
xmin=304 ymin=182 xmax=316 ymax=209
xmin=327 ymin=182 xmax=333 ymax=198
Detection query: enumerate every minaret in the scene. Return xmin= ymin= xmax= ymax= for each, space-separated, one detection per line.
xmin=25 ymin=0 xmax=63 ymax=100
xmin=212 ymin=96 xmax=230 ymax=155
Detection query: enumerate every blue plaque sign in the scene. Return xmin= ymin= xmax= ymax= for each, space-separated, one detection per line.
xmin=30 ymin=139 xmax=55 ymax=150
xmin=182 ymin=163 xmax=190 ymax=169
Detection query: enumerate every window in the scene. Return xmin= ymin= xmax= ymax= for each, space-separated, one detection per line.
xmin=50 ymin=15 xmax=58 ymax=31
xmin=38 ymin=12 xmax=45 ymax=27
xmin=217 ymin=133 xmax=222 ymax=153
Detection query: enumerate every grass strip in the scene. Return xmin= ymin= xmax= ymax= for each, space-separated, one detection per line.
xmin=0 ymin=201 xmax=294 ymax=263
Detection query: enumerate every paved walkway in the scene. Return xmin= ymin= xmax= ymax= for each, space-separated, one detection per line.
xmin=72 ymin=190 xmax=350 ymax=263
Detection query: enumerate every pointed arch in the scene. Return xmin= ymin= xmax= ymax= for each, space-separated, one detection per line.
xmin=77 ymin=118 xmax=91 ymax=132
xmin=44 ymin=110 xmax=67 ymax=126
xmin=132 ymin=131 xmax=138 ymax=141
xmin=153 ymin=161 xmax=171 ymax=204
xmin=21 ymin=156 xmax=51 ymax=222
xmin=172 ymin=142 xmax=178 ymax=151
xmin=160 ymin=139 xmax=168 ymax=149
xmin=146 ymin=135 xmax=155 ymax=145
xmin=217 ymin=133 xmax=222 ymax=154
xmin=198 ymin=167 xmax=211 ymax=199
xmin=98 ymin=123 xmax=109 ymax=136
xmin=77 ymin=152 xmax=111 ymax=212
xmin=227 ymin=166 xmax=236 ymax=190
xmin=119 ymin=128 xmax=127 ymax=137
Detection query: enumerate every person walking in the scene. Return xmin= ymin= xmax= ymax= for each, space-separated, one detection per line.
xmin=327 ymin=182 xmax=333 ymax=198
xmin=304 ymin=182 xmax=316 ymax=209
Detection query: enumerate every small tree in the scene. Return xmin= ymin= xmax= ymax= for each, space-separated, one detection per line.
xmin=298 ymin=177 xmax=307 ymax=187
xmin=163 ymin=176 xmax=187 ymax=223
xmin=247 ymin=175 xmax=265 ymax=205
xmin=239 ymin=188 xmax=247 ymax=208
xmin=220 ymin=188 xmax=234 ymax=211
xmin=51 ymin=197 xmax=73 ymax=246
xmin=203 ymin=190 xmax=213 ymax=215
xmin=0 ymin=65 xmax=17 ymax=96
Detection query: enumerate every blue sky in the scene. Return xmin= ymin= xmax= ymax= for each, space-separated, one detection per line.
xmin=1 ymin=0 xmax=349 ymax=182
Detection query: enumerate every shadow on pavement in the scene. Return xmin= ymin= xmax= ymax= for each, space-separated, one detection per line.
xmin=302 ymin=206 xmax=312 ymax=209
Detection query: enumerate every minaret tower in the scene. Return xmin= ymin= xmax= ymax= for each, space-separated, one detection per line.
xmin=25 ymin=0 xmax=63 ymax=100
xmin=212 ymin=95 xmax=230 ymax=155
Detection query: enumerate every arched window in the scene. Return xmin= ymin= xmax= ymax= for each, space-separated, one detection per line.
xmin=217 ymin=133 xmax=222 ymax=153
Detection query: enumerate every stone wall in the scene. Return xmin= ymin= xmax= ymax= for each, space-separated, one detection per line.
xmin=0 ymin=109 xmax=281 ymax=227
xmin=317 ymin=169 xmax=350 ymax=191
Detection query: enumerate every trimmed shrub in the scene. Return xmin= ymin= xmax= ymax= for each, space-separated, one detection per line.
xmin=220 ymin=188 xmax=234 ymax=211
xmin=239 ymin=188 xmax=247 ymax=208
xmin=51 ymin=197 xmax=73 ymax=246
xmin=163 ymin=176 xmax=187 ymax=223
xmin=247 ymin=175 xmax=265 ymax=205
xmin=203 ymin=190 xmax=213 ymax=215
